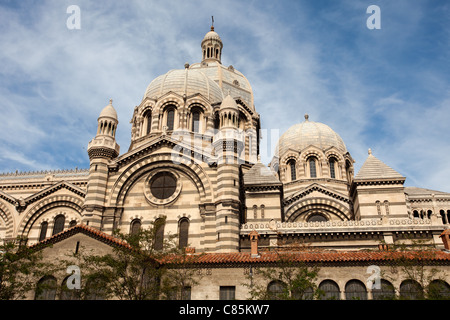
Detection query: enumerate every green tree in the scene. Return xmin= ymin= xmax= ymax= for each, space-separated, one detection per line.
xmin=244 ymin=248 xmax=322 ymax=300
xmin=0 ymin=237 xmax=56 ymax=300
xmin=61 ymin=218 xmax=201 ymax=300
xmin=379 ymin=238 xmax=449 ymax=300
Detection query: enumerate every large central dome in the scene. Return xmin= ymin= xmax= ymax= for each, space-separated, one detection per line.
xmin=143 ymin=68 xmax=224 ymax=105
xmin=276 ymin=115 xmax=347 ymax=158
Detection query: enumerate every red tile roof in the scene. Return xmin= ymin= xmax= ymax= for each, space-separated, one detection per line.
xmin=31 ymin=224 xmax=450 ymax=265
xmin=30 ymin=224 xmax=132 ymax=250
xmin=163 ymin=250 xmax=450 ymax=266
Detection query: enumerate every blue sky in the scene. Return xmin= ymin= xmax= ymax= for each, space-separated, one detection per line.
xmin=0 ymin=0 xmax=449 ymax=192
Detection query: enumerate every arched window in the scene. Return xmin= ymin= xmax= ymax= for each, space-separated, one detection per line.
xmin=319 ymin=280 xmax=340 ymax=300
xmin=329 ymin=158 xmax=336 ymax=179
xmin=267 ymin=280 xmax=287 ymax=300
xmin=52 ymin=215 xmax=65 ymax=235
xmin=60 ymin=276 xmax=80 ymax=300
xmin=190 ymin=108 xmax=201 ymax=133
xmin=260 ymin=205 xmax=265 ymax=219
xmin=413 ymin=210 xmax=420 ymax=219
xmin=376 ymin=201 xmax=382 ymax=215
xmin=214 ymin=112 xmax=220 ymax=130
xmin=144 ymin=110 xmax=152 ymax=135
xmin=253 ymin=205 xmax=258 ymax=219
xmin=85 ymin=276 xmax=107 ymax=300
xmin=400 ymin=280 xmax=423 ymax=300
xmin=130 ymin=219 xmax=141 ymax=236
xmin=384 ymin=201 xmax=390 ymax=215
xmin=309 ymin=157 xmax=317 ymax=178
xmin=345 ymin=280 xmax=367 ymax=300
xmin=69 ymin=220 xmax=77 ymax=228
xmin=372 ymin=279 xmax=396 ymax=300
xmin=428 ymin=280 xmax=450 ymax=299
xmin=35 ymin=276 xmax=57 ymax=300
xmin=166 ymin=108 xmax=175 ymax=131
xmin=153 ymin=218 xmax=165 ymax=251
xmin=39 ymin=222 xmax=48 ymax=242
xmin=440 ymin=210 xmax=448 ymax=224
xmin=288 ymin=160 xmax=296 ymax=181
xmin=307 ymin=214 xmax=327 ymax=222
xmin=178 ymin=218 xmax=189 ymax=249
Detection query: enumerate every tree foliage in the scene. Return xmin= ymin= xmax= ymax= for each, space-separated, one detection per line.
xmin=0 ymin=238 xmax=56 ymax=300
xmin=60 ymin=218 xmax=201 ymax=300
xmin=244 ymin=245 xmax=322 ymax=300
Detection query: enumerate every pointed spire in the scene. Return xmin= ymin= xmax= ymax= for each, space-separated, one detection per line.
xmin=355 ymin=150 xmax=404 ymax=180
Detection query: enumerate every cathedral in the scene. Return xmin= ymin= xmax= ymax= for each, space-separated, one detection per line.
xmin=1 ymin=25 xmax=449 ymax=300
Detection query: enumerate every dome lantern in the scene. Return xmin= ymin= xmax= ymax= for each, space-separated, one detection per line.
xmin=201 ymin=22 xmax=223 ymax=64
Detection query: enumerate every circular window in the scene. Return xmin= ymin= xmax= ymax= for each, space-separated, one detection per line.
xmin=150 ymin=172 xmax=177 ymax=199
xmin=144 ymin=170 xmax=182 ymax=205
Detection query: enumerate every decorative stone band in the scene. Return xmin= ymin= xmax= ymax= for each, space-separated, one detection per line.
xmin=88 ymin=146 xmax=119 ymax=160
xmin=240 ymin=218 xmax=441 ymax=234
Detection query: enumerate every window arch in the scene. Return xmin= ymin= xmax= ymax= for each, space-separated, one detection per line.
xmin=319 ymin=280 xmax=340 ymax=300
xmin=440 ymin=210 xmax=449 ymax=224
xmin=384 ymin=201 xmax=390 ymax=215
xmin=371 ymin=279 xmax=396 ymax=300
xmin=190 ymin=107 xmax=203 ymax=133
xmin=130 ymin=219 xmax=141 ymax=236
xmin=288 ymin=159 xmax=296 ymax=181
xmin=400 ymin=279 xmax=423 ymax=300
xmin=428 ymin=279 xmax=450 ymax=299
xmin=153 ymin=218 xmax=165 ymax=251
xmin=376 ymin=201 xmax=382 ymax=215
xmin=39 ymin=222 xmax=48 ymax=242
xmin=144 ymin=109 xmax=152 ymax=135
xmin=163 ymin=106 xmax=176 ymax=131
xmin=52 ymin=215 xmax=65 ymax=235
xmin=213 ymin=111 xmax=220 ymax=130
xmin=267 ymin=280 xmax=287 ymax=300
xmin=178 ymin=218 xmax=189 ymax=249
xmin=329 ymin=157 xmax=337 ymax=179
xmin=60 ymin=276 xmax=80 ymax=300
xmin=308 ymin=157 xmax=317 ymax=178
xmin=35 ymin=275 xmax=57 ymax=300
xmin=307 ymin=214 xmax=327 ymax=223
xmin=345 ymin=280 xmax=367 ymax=300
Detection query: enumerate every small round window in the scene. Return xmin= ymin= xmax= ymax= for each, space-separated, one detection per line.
xmin=150 ymin=172 xmax=177 ymax=200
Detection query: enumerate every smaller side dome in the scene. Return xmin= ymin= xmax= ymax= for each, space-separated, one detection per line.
xmin=220 ymin=93 xmax=238 ymax=111
xmin=99 ymin=99 xmax=118 ymax=121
